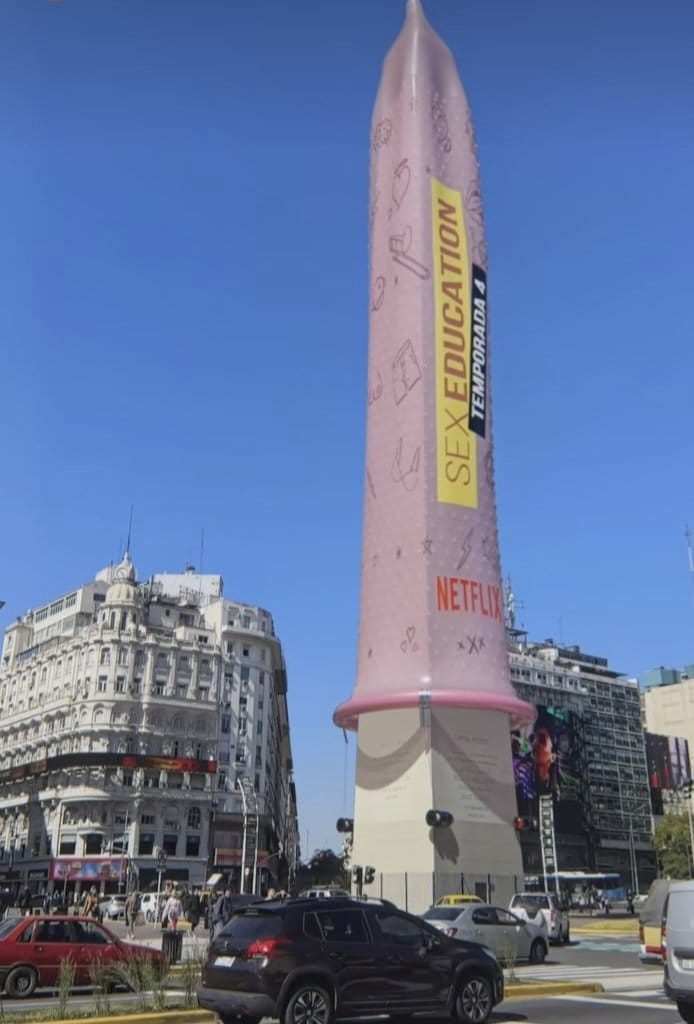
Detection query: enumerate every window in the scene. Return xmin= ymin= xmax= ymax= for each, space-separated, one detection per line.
xmin=317 ymin=909 xmax=369 ymax=943
xmin=122 ymin=771 xmax=133 ymax=786
xmin=221 ymin=715 xmax=231 ymax=734
xmin=242 ymin=647 xmax=250 ymax=658
xmin=98 ymin=676 xmax=108 ymax=692
xmin=163 ymin=834 xmax=178 ymax=856
xmin=115 ymin=676 xmax=126 ymax=693
xmin=242 ymin=615 xmax=251 ymax=629
xmin=72 ymin=921 xmax=109 ymax=944
xmin=178 ymin=656 xmax=190 ymax=671
xmin=118 ymin=649 xmax=128 ymax=666
xmin=303 ymin=913 xmax=322 ymax=941
xmin=188 ymin=807 xmax=201 ymax=829
xmin=375 ymin=911 xmax=425 ymax=946
xmin=153 ymin=683 xmax=164 ymax=696
xmin=141 ymin=814 xmax=155 ymax=825
xmin=496 ymin=909 xmax=519 ymax=926
xmin=138 ymin=833 xmax=155 ymax=855
xmin=186 ymin=835 xmax=200 ymax=857
xmin=471 ymin=908 xmax=498 ymax=925
xmin=257 ymin=721 xmax=263 ymax=735
xmin=34 ymin=920 xmax=70 ymax=943
xmin=240 ymin=666 xmax=250 ymax=684
xmin=135 ymin=651 xmax=145 ymax=668
xmin=100 ymin=648 xmax=111 ymax=666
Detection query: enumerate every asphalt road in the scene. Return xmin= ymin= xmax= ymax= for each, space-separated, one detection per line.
xmin=491 ymin=993 xmax=679 ymax=1022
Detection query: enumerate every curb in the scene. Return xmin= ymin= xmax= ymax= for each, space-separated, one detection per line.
xmin=76 ymin=1012 xmax=215 ymax=1024
xmin=571 ymin=925 xmax=638 ymax=936
xmin=505 ymin=981 xmax=605 ymax=999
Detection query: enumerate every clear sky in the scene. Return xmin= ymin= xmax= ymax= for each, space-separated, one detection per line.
xmin=2 ymin=0 xmax=694 ymax=857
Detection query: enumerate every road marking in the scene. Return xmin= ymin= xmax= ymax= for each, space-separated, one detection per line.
xmin=554 ymin=995 xmax=677 ymax=1011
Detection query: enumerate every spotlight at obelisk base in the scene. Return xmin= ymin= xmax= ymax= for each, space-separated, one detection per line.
xmin=333 ymin=0 xmax=535 ymax=911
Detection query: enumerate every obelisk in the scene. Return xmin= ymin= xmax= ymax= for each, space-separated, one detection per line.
xmin=334 ymin=0 xmax=534 ymax=912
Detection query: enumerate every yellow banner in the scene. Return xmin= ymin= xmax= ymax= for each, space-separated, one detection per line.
xmin=431 ymin=179 xmax=477 ymax=508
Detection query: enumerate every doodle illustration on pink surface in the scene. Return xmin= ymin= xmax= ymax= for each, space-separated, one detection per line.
xmin=431 ymin=93 xmax=452 ymax=153
xmin=391 ymin=437 xmax=421 ymax=491
xmin=392 ymin=339 xmax=422 ymax=405
xmin=389 ymin=226 xmax=431 ymax=280
xmin=372 ymin=119 xmax=393 ymax=150
xmin=369 ymin=190 xmax=380 ymax=233
xmin=392 ymin=158 xmax=411 ymax=208
xmin=372 ymin=275 xmax=386 ymax=311
xmin=368 ymin=370 xmax=383 ymax=405
xmin=484 ymin=449 xmax=494 ymax=488
xmin=400 ymin=626 xmax=419 ymax=654
xmin=366 ymin=469 xmax=377 ymax=501
xmin=457 ymin=527 xmax=475 ymax=571
xmin=458 ymin=635 xmax=485 ymax=655
xmin=482 ymin=535 xmax=500 ymax=572
xmin=466 ymin=183 xmax=485 ymax=227
xmin=422 ymin=537 xmax=433 ymax=556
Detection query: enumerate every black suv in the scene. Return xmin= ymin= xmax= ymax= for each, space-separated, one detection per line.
xmin=198 ymin=896 xmax=503 ymax=1024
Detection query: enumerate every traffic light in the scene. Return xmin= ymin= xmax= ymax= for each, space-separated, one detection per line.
xmin=353 ymin=865 xmax=363 ymax=886
xmin=425 ymin=809 xmax=454 ymax=828
xmin=513 ymin=816 xmax=538 ymax=831
xmin=363 ymin=866 xmax=375 ymax=885
xmin=337 ymin=817 xmax=354 ymax=833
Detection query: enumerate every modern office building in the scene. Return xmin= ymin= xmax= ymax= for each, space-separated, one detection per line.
xmin=0 ymin=556 xmax=299 ymax=898
xmin=642 ymin=666 xmax=694 ymax=777
xmin=509 ymin=632 xmax=657 ymax=890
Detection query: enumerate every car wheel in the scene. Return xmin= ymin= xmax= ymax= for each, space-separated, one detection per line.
xmin=529 ymin=940 xmax=546 ymax=964
xmin=677 ymin=1002 xmax=694 ymax=1024
xmin=5 ymin=966 xmax=38 ymax=999
xmin=453 ymin=974 xmax=493 ymax=1024
xmin=283 ymin=983 xmax=333 ymax=1024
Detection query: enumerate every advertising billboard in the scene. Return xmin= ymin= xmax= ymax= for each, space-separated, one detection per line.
xmin=646 ymin=732 xmax=691 ymax=815
xmin=511 ymin=705 xmax=583 ymax=833
xmin=50 ymin=856 xmax=127 ymax=883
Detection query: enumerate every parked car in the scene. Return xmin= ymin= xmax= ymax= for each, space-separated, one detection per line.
xmin=508 ymin=892 xmax=569 ymax=945
xmin=140 ymin=892 xmax=162 ymax=924
xmin=100 ymin=895 xmax=127 ymax=920
xmin=0 ymin=915 xmax=163 ymax=998
xmin=422 ymin=904 xmax=548 ymax=964
xmin=198 ymin=895 xmax=504 ymax=1024
xmin=298 ymin=888 xmax=351 ymax=899
xmin=435 ymin=893 xmax=484 ymax=907
xmin=663 ymin=880 xmax=694 ymax=1022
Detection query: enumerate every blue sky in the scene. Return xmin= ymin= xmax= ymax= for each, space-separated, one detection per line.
xmin=1 ymin=0 xmax=693 ymax=855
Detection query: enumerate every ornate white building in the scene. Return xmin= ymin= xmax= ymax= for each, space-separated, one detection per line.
xmin=0 ymin=557 xmax=299 ymax=896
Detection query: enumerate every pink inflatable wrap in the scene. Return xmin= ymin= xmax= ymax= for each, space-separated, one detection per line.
xmin=334 ymin=0 xmax=533 ymax=731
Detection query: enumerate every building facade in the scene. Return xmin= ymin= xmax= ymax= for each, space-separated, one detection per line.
xmin=509 ymin=633 xmax=657 ymax=890
xmin=0 ymin=557 xmax=299 ymax=898
xmin=642 ymin=666 xmax=694 ymax=778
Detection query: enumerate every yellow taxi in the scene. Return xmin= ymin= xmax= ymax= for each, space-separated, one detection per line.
xmin=434 ymin=893 xmax=484 ymax=907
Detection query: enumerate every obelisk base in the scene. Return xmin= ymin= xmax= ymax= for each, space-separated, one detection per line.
xmin=352 ymin=706 xmax=523 ymax=914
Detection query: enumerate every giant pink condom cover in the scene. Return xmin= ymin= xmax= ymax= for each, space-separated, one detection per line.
xmin=334 ymin=0 xmax=533 ymax=730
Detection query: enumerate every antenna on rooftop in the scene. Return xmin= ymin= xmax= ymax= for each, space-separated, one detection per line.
xmin=199 ymin=528 xmax=205 ymax=601
xmin=126 ymin=504 xmax=134 ymax=557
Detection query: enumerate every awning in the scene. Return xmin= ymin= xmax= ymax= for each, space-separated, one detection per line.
xmin=206 ymin=872 xmax=223 ymax=887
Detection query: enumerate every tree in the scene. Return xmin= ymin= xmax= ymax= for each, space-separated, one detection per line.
xmin=653 ymin=814 xmax=692 ymax=879
xmin=294 ymin=848 xmax=349 ymax=891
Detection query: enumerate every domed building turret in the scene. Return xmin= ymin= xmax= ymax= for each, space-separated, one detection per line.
xmin=102 ymin=553 xmax=141 ymax=631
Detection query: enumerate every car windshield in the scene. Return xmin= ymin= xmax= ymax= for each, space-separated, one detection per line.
xmin=512 ymin=895 xmax=549 ymax=910
xmin=422 ymin=907 xmax=459 ymax=921
xmin=0 ymin=918 xmax=22 ymax=941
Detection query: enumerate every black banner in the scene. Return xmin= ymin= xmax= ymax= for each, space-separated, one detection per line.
xmin=468 ymin=264 xmax=487 ymax=439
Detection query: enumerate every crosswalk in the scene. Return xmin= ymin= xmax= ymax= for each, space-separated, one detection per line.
xmin=512 ymin=963 xmax=663 ymax=992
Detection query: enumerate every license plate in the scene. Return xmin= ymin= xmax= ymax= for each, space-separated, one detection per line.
xmin=215 ymin=956 xmax=236 ymax=968
xmin=681 ymin=959 xmax=694 ymax=970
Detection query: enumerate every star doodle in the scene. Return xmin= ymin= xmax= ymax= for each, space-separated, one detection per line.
xmin=457 ymin=640 xmax=465 ymax=651
xmin=396 ymin=547 xmax=402 ymax=560
xmin=422 ymin=538 xmax=433 ymax=556
xmin=367 ymin=648 xmax=373 ymax=659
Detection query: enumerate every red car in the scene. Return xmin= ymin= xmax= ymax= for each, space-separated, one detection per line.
xmin=0 ymin=915 xmax=163 ymax=998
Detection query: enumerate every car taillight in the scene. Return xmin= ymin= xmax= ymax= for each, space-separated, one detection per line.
xmin=445 ymin=927 xmax=458 ymax=937
xmin=246 ymin=937 xmax=289 ymax=959
xmin=639 ymin=924 xmax=644 ymax=943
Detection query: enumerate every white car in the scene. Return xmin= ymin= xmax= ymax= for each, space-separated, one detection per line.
xmin=101 ymin=895 xmax=127 ymax=920
xmin=140 ymin=892 xmax=161 ymax=923
xmin=421 ymin=903 xmax=548 ymax=963
xmin=509 ymin=892 xmax=570 ymax=945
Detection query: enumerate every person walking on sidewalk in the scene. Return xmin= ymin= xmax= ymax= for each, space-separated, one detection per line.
xmin=162 ymin=890 xmax=183 ymax=931
xmin=211 ymin=889 xmax=234 ymax=939
xmin=124 ymin=891 xmax=139 ymax=940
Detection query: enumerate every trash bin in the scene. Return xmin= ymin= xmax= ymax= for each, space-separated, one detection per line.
xmin=161 ymin=928 xmax=183 ymax=964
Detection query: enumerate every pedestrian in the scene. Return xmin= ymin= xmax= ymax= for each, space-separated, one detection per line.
xmin=18 ymin=886 xmax=31 ymax=917
xmin=211 ymin=888 xmax=234 ymax=939
xmin=124 ymin=890 xmax=139 ymax=940
xmin=187 ymin=889 xmax=201 ymax=934
xmin=81 ymin=886 xmax=99 ymax=919
xmin=162 ymin=890 xmax=183 ymax=931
